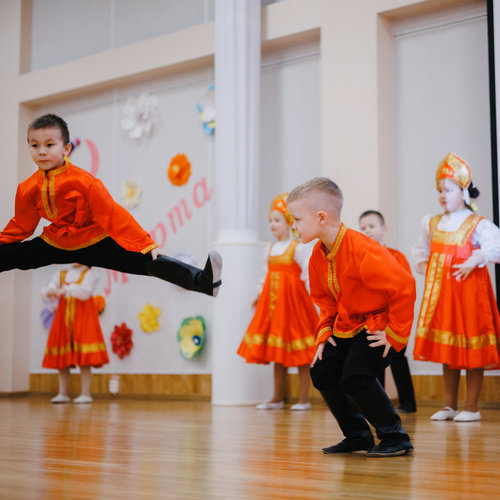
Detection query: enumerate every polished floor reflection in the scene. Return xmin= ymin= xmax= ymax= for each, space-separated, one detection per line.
xmin=0 ymin=397 xmax=498 ymax=499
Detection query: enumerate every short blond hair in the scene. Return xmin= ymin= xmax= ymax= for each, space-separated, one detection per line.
xmin=288 ymin=177 xmax=343 ymax=215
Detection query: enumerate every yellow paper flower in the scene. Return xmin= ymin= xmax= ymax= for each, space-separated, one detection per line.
xmin=177 ymin=316 xmax=206 ymax=360
xmin=138 ymin=303 xmax=161 ymax=333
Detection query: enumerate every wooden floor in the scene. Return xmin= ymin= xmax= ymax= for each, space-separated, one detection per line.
xmin=0 ymin=398 xmax=499 ymax=499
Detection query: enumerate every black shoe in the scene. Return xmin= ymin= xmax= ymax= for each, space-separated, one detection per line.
xmin=365 ymin=438 xmax=413 ymax=457
xmin=203 ymin=251 xmax=222 ymax=297
xmin=147 ymin=251 xmax=222 ymax=297
xmin=322 ymin=436 xmax=375 ymax=454
xmin=397 ymin=405 xmax=417 ymax=414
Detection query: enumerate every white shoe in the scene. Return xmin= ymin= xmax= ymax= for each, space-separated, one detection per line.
xmin=290 ymin=402 xmax=311 ymax=411
xmin=73 ymin=395 xmax=93 ymax=404
xmin=256 ymin=401 xmax=284 ymax=410
xmin=209 ymin=251 xmax=223 ymax=297
xmin=453 ymin=410 xmax=481 ymax=422
xmin=51 ymin=394 xmax=70 ymax=404
xmin=430 ymin=406 xmax=459 ymax=421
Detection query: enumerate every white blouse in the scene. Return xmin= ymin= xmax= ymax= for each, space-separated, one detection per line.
xmin=41 ymin=266 xmax=98 ymax=301
xmin=411 ymin=209 xmax=500 ymax=273
xmin=256 ymin=238 xmax=315 ymax=294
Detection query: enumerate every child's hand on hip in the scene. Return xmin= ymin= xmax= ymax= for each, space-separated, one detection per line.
xmin=311 ymin=336 xmax=336 ymax=366
xmin=367 ymin=329 xmax=391 ymax=358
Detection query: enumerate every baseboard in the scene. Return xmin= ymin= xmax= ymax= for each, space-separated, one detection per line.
xmin=29 ymin=373 xmax=211 ymax=400
xmin=26 ymin=373 xmax=500 ymax=406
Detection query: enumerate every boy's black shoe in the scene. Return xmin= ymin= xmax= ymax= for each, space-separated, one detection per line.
xmin=147 ymin=251 xmax=222 ymax=297
xmin=365 ymin=438 xmax=414 ymax=457
xmin=397 ymin=405 xmax=417 ymax=414
xmin=202 ymin=251 xmax=223 ymax=297
xmin=322 ymin=436 xmax=375 ymax=454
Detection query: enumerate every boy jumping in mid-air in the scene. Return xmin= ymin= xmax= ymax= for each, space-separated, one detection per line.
xmin=287 ymin=177 xmax=415 ymax=457
xmin=0 ymin=114 xmax=221 ymax=295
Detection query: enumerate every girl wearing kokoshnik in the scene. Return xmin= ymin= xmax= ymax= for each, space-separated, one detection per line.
xmin=412 ymin=153 xmax=500 ymax=422
xmin=237 ymin=193 xmax=318 ymax=410
xmin=42 ymin=263 xmax=109 ymax=404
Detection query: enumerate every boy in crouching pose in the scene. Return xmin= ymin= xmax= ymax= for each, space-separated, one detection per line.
xmin=287 ymin=178 xmax=415 ymax=457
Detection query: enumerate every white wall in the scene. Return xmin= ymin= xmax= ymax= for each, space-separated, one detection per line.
xmin=259 ymin=40 xmax=321 ymax=239
xmin=31 ymin=0 xmax=215 ymax=70
xmin=393 ymin=3 xmax=498 ymax=375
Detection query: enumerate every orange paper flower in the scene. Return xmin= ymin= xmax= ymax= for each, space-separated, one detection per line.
xmin=168 ymin=154 xmax=191 ymax=186
xmin=93 ymin=295 xmax=106 ymax=315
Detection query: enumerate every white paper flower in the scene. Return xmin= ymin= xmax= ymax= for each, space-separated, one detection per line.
xmin=120 ymin=179 xmax=143 ymax=209
xmin=121 ymin=93 xmax=159 ymax=140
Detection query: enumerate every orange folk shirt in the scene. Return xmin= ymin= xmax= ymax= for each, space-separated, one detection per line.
xmin=309 ymin=224 xmax=416 ymax=352
xmin=0 ymin=162 xmax=157 ymax=254
xmin=386 ymin=247 xmax=412 ymax=275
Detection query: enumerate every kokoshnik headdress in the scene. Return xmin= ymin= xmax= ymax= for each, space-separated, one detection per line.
xmin=435 ymin=153 xmax=471 ymax=190
xmin=270 ymin=193 xmax=294 ymax=226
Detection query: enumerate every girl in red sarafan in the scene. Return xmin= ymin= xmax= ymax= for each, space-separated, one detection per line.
xmin=412 ymin=153 xmax=500 ymax=422
xmin=237 ymin=193 xmax=318 ymax=411
xmin=42 ymin=263 xmax=109 ymax=404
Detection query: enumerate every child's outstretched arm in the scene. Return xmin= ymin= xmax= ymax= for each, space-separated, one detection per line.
xmin=0 ymin=184 xmax=41 ymax=244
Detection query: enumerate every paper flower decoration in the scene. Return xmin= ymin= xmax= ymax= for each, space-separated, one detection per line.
xmin=138 ymin=303 xmax=161 ymax=333
xmin=93 ymin=295 xmax=106 ymax=315
xmin=121 ymin=93 xmax=159 ymax=140
xmin=120 ymin=179 xmax=143 ymax=210
xmin=168 ymin=154 xmax=191 ymax=186
xmin=197 ymin=85 xmax=215 ymax=134
xmin=111 ymin=323 xmax=134 ymax=359
xmin=70 ymin=138 xmax=80 ymax=155
xmin=177 ymin=316 xmax=206 ymax=360
xmin=40 ymin=297 xmax=59 ymax=330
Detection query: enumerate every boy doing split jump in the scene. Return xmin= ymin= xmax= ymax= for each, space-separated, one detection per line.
xmin=287 ymin=178 xmax=416 ymax=457
xmin=0 ymin=114 xmax=222 ymax=295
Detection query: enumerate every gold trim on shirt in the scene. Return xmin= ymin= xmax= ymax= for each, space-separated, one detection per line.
xmin=385 ymin=325 xmax=407 ymax=345
xmin=40 ymin=232 xmax=108 ymax=250
xmin=39 ymin=163 xmax=69 ymax=220
xmin=332 ymin=324 xmax=366 ymax=338
xmin=326 ymin=224 xmax=346 ymax=261
xmin=316 ymin=326 xmax=332 ymax=343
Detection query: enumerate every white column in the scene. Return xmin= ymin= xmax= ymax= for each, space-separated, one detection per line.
xmin=211 ymin=0 xmax=271 ymax=405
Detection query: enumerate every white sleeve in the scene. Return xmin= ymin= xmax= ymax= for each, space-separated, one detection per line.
xmin=41 ymin=271 xmax=61 ymax=299
xmin=293 ymin=241 xmax=314 ymax=292
xmin=255 ymin=244 xmax=271 ymax=296
xmin=64 ymin=269 xmax=98 ymax=300
xmin=469 ymin=218 xmax=500 ymax=266
xmin=411 ymin=214 xmax=432 ymax=272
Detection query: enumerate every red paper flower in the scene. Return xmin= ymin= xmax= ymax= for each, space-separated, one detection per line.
xmin=111 ymin=323 xmax=134 ymax=359
xmin=167 ymin=154 xmax=191 ymax=186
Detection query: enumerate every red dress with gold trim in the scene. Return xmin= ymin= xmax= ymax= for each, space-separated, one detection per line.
xmin=237 ymin=240 xmax=318 ymax=367
xmin=414 ymin=214 xmax=500 ymax=369
xmin=42 ymin=268 xmax=109 ymax=369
